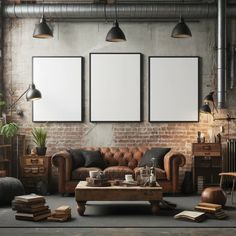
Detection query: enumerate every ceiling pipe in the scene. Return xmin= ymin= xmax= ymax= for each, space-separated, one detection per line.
xmin=3 ymin=3 xmax=236 ymax=20
xmin=217 ymin=0 xmax=226 ymax=109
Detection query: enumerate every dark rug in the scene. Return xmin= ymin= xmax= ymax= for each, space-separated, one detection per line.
xmin=0 ymin=194 xmax=236 ymax=228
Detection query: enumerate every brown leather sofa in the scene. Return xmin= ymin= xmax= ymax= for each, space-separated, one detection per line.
xmin=52 ymin=147 xmax=186 ymax=195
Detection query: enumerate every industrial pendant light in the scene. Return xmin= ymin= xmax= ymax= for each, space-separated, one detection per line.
xmin=171 ymin=1 xmax=192 ymax=38
xmin=106 ymin=0 xmax=126 ymax=42
xmin=171 ymin=16 xmax=192 ymax=38
xmin=33 ymin=1 xmax=53 ymax=39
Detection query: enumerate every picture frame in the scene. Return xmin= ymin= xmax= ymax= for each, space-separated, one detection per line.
xmin=149 ymin=56 xmax=199 ymax=122
xmin=32 ymin=56 xmax=83 ymax=122
xmin=90 ymin=53 xmax=142 ymax=122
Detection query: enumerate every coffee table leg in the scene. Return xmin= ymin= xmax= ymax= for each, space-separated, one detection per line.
xmin=150 ymin=201 xmax=160 ymax=214
xmin=77 ymin=201 xmax=86 ymax=216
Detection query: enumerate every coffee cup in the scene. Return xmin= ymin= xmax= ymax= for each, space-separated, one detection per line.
xmin=89 ymin=170 xmax=98 ymax=178
xmin=125 ymin=174 xmax=133 ymax=182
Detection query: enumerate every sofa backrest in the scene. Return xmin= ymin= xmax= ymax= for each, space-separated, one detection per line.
xmin=80 ymin=147 xmax=150 ymax=170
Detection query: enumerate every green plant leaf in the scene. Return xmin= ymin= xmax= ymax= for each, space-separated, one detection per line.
xmin=32 ymin=127 xmax=47 ymax=148
xmin=0 ymin=122 xmax=19 ymax=138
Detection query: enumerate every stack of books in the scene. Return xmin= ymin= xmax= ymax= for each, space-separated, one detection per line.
xmin=195 ymin=202 xmax=228 ymax=219
xmin=48 ymin=205 xmax=71 ymax=222
xmin=12 ymin=194 xmax=51 ymax=221
xmin=174 ymin=210 xmax=206 ymax=222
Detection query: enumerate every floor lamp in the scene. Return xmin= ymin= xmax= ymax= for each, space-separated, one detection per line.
xmin=6 ymin=84 xmax=42 ymax=178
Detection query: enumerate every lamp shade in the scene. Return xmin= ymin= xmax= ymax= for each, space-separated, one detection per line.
xmin=106 ymin=20 xmax=126 ymax=42
xmin=204 ymin=91 xmax=214 ymax=103
xmin=33 ymin=16 xmax=53 ymax=39
xmin=26 ymin=84 xmax=42 ymax=101
xmin=171 ymin=17 xmax=192 ymax=38
xmin=200 ymin=103 xmax=212 ymax=114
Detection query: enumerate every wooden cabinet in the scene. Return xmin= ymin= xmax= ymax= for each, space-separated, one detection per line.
xmin=192 ymin=143 xmax=222 ymax=192
xmin=20 ymin=155 xmax=51 ymax=195
xmin=0 ymin=144 xmax=12 ymax=177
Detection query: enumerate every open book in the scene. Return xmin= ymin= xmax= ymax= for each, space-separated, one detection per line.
xmin=174 ymin=210 xmax=206 ymax=222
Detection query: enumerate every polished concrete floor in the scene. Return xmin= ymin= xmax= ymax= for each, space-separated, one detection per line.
xmin=1 ymin=228 xmax=236 ymax=236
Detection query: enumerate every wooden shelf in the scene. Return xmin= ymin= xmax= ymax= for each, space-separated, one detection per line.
xmin=0 ymin=138 xmax=12 ymax=176
xmin=0 ymin=144 xmax=11 ymax=148
xmin=0 ymin=160 xmax=10 ymax=163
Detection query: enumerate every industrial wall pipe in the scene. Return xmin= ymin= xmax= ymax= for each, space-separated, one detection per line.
xmin=2 ymin=3 xmax=236 ymax=20
xmin=217 ymin=0 xmax=226 ymax=109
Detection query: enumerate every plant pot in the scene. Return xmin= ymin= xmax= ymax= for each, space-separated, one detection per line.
xmin=36 ymin=147 xmax=47 ymax=156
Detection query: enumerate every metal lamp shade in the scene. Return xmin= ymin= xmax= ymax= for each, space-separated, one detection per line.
xmin=204 ymin=91 xmax=214 ymax=103
xmin=26 ymin=84 xmax=42 ymax=101
xmin=106 ymin=20 xmax=126 ymax=42
xmin=171 ymin=17 xmax=192 ymax=38
xmin=200 ymin=103 xmax=212 ymax=114
xmin=33 ymin=17 xmax=53 ymax=39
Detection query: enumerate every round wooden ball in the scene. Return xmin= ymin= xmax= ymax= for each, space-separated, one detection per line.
xmin=201 ymin=187 xmax=227 ymax=206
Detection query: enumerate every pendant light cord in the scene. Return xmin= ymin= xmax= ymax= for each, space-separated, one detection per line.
xmin=42 ymin=0 xmax=44 ymax=18
xmin=104 ymin=3 xmax=107 ymax=23
xmin=115 ymin=0 xmax=118 ymax=21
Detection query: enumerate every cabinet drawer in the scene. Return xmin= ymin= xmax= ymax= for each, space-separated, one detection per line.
xmin=25 ymin=158 xmax=44 ymax=166
xmin=195 ymin=158 xmax=212 ymax=168
xmin=192 ymin=143 xmax=221 ymax=156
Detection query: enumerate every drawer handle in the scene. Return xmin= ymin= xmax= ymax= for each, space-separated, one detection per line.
xmin=203 ymin=146 xmax=211 ymax=150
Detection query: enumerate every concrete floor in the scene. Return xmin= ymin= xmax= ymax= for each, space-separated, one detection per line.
xmin=1 ymin=228 xmax=236 ymax=236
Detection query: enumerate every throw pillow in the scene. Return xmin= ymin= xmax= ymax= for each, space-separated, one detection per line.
xmin=138 ymin=148 xmax=171 ymax=169
xmin=81 ymin=150 xmax=106 ymax=170
xmin=67 ymin=149 xmax=85 ymax=170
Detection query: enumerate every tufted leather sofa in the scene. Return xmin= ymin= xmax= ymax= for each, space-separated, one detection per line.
xmin=52 ymin=147 xmax=186 ymax=195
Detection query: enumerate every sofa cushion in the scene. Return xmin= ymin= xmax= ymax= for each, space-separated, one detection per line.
xmin=138 ymin=147 xmax=171 ymax=169
xmin=72 ymin=167 xmax=102 ymax=180
xmin=103 ymin=166 xmax=134 ymax=180
xmin=81 ymin=150 xmax=106 ymax=170
xmin=134 ymin=167 xmax=167 ymax=180
xmin=128 ymin=159 xmax=138 ymax=170
xmin=67 ymin=149 xmax=85 ymax=170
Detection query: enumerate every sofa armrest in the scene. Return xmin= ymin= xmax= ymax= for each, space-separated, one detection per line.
xmin=51 ymin=151 xmax=72 ymax=194
xmin=164 ymin=151 xmax=186 ymax=193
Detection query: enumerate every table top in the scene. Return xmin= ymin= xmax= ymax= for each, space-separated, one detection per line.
xmin=76 ymin=181 xmax=163 ymax=190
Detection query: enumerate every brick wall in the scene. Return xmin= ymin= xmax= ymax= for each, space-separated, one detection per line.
xmin=2 ymin=18 xmax=236 ymax=191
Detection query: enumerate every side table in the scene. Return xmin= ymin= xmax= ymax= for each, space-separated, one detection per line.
xmin=20 ymin=154 xmax=51 ymax=195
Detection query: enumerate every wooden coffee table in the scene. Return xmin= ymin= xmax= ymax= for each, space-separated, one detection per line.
xmin=75 ymin=181 xmax=163 ymax=216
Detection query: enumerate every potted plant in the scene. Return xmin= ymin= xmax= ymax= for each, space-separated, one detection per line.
xmin=0 ymin=122 xmax=19 ymax=139
xmin=32 ymin=127 xmax=47 ymax=156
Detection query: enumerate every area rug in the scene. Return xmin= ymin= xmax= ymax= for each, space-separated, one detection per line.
xmin=0 ymin=194 xmax=236 ymax=228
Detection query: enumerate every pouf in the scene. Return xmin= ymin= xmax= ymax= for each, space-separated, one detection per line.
xmin=201 ymin=187 xmax=227 ymax=206
xmin=0 ymin=177 xmax=25 ymax=205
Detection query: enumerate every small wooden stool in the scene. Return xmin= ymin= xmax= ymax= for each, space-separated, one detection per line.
xmin=219 ymin=172 xmax=236 ymax=204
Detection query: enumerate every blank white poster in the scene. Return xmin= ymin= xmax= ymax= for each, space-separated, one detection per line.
xmin=149 ymin=57 xmax=199 ymax=122
xmin=90 ymin=53 xmax=142 ymax=122
xmin=33 ymin=57 xmax=83 ymax=122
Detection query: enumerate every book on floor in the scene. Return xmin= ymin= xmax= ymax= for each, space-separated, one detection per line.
xmin=48 ymin=205 xmax=72 ymax=222
xmin=14 ymin=194 xmax=45 ymax=203
xmin=55 ymin=205 xmax=71 ymax=213
xmin=15 ymin=209 xmax=51 ymax=218
xmin=197 ymin=202 xmax=222 ymax=210
xmin=195 ymin=202 xmax=227 ymax=220
xmin=13 ymin=205 xmax=49 ymax=213
xmin=15 ymin=212 xmax=51 ymax=222
xmin=174 ymin=210 xmax=206 ymax=222
xmin=12 ymin=199 xmax=46 ymax=210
